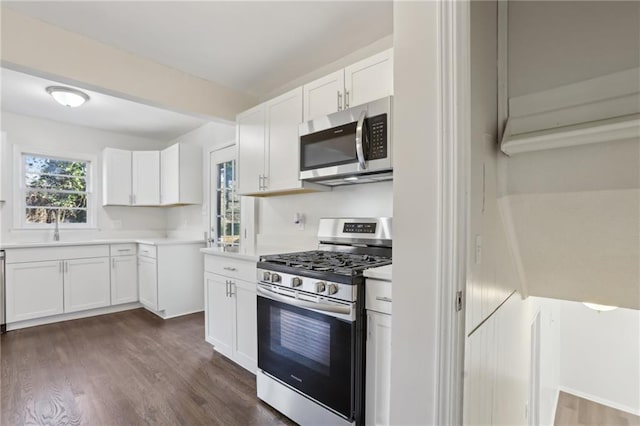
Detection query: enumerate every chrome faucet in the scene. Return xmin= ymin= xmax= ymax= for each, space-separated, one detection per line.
xmin=53 ymin=214 xmax=60 ymax=241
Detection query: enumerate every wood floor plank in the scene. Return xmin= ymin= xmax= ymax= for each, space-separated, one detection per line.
xmin=1 ymin=309 xmax=293 ymax=426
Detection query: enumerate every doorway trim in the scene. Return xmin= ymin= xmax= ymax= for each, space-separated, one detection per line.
xmin=436 ymin=0 xmax=471 ymax=424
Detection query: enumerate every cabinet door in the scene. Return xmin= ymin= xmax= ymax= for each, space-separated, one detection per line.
xmin=160 ymin=143 xmax=180 ymax=205
xmin=265 ymin=87 xmax=303 ymax=192
xmin=6 ymin=261 xmax=64 ymax=322
xmin=365 ymin=311 xmax=392 ymax=426
xmin=303 ymin=70 xmax=345 ymax=122
xmin=138 ymin=256 xmax=158 ymax=311
xmin=111 ymin=255 xmax=138 ymax=305
xmin=205 ymin=273 xmax=233 ymax=358
xmin=102 ymin=148 xmax=132 ymax=206
xmin=132 ymin=151 xmax=160 ymax=205
xmin=64 ymin=258 xmax=111 ymax=313
xmin=237 ymin=104 xmax=266 ymax=195
xmin=231 ymin=279 xmax=257 ymax=373
xmin=344 ymin=49 xmax=394 ymax=109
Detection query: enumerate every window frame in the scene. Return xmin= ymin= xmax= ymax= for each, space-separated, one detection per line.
xmin=14 ymin=146 xmax=98 ymax=229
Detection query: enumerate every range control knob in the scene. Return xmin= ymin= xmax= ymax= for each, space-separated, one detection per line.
xmin=315 ymin=281 xmax=326 ymax=293
xmin=271 ymin=273 xmax=281 ymax=283
xmin=262 ymin=271 xmax=271 ymax=282
xmin=291 ymin=277 xmax=303 ymax=287
xmin=326 ymin=283 xmax=338 ymax=295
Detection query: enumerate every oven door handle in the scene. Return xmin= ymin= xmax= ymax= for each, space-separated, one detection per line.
xmin=257 ymin=285 xmax=352 ymax=315
xmin=355 ymin=110 xmax=367 ymax=170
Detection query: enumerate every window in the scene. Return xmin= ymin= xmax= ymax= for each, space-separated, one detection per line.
xmin=17 ymin=150 xmax=95 ymax=228
xmin=215 ymin=158 xmax=240 ymax=247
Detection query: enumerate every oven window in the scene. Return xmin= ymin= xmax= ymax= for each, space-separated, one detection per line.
xmin=273 ymin=308 xmax=331 ymax=374
xmin=258 ymin=296 xmax=355 ymax=419
xmin=300 ymin=122 xmax=358 ymax=170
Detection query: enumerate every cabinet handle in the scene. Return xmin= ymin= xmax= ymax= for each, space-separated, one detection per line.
xmin=229 ymin=281 xmax=236 ymax=297
xmin=59 ymin=261 xmax=63 ymax=274
xmin=112 ymin=258 xmax=116 ymax=269
xmin=337 ymin=91 xmax=342 ymax=110
xmin=64 ymin=261 xmax=68 ymax=273
xmin=262 ymin=175 xmax=268 ymax=190
xmin=345 ymin=90 xmax=350 ymax=109
xmin=117 ymin=249 xmax=131 ymax=252
xmin=375 ymin=296 xmax=392 ymax=303
xmin=258 ymin=175 xmax=263 ymax=190
xmin=367 ymin=314 xmax=371 ymax=340
xmin=223 ymin=267 xmax=237 ymax=272
xmin=225 ymin=280 xmax=229 ymax=297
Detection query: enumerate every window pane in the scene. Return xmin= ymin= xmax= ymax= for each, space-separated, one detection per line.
xmin=25 ymin=208 xmax=87 ymax=224
xmin=26 ymin=191 xmax=87 ymax=208
xmin=25 ymin=173 xmax=87 ymax=191
xmin=216 ymin=159 xmax=240 ymax=247
xmin=24 ymin=155 xmax=87 ymax=176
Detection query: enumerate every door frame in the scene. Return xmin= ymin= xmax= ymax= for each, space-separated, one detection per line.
xmin=436 ymin=0 xmax=471 ymax=424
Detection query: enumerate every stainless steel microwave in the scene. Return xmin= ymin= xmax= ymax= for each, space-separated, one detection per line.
xmin=298 ymin=96 xmax=392 ymax=185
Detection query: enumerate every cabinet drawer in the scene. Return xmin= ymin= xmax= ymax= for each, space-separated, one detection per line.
xmin=6 ymin=245 xmax=110 ymax=264
xmin=365 ymin=278 xmax=392 ymax=315
xmin=204 ymin=255 xmax=256 ymax=282
xmin=138 ymin=244 xmax=157 ymax=259
xmin=110 ymin=243 xmax=137 ymax=257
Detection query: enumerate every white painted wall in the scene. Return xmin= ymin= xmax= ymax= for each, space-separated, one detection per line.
xmin=390 ymin=2 xmax=440 ymax=424
xmin=165 ymin=121 xmax=235 ymax=239
xmin=0 ymin=111 xmax=168 ymax=243
xmin=508 ymin=1 xmax=640 ymax=98
xmin=557 ymin=302 xmax=640 ymax=415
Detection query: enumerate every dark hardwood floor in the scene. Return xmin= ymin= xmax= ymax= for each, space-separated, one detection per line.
xmin=1 ymin=309 xmax=293 ymax=426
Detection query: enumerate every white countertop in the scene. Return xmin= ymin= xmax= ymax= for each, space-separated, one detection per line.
xmin=364 ymin=264 xmax=392 ymax=281
xmin=1 ymin=238 xmax=205 ymax=249
xmin=200 ymin=246 xmax=292 ymax=262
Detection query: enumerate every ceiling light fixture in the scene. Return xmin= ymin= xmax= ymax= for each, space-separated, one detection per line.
xmin=583 ymin=302 xmax=618 ymax=312
xmin=344 ymin=176 xmax=359 ymax=182
xmin=46 ymin=86 xmax=90 ymax=108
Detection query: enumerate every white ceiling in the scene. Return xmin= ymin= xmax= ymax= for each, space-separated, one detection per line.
xmin=3 ymin=1 xmax=394 ymax=98
xmin=1 ymin=68 xmax=209 ymax=140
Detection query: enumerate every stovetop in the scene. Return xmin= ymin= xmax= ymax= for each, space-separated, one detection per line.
xmin=259 ymin=250 xmax=392 ymax=278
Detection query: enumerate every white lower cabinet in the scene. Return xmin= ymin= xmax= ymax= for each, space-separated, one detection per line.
xmin=138 ymin=255 xmax=158 ymax=311
xmin=365 ymin=311 xmax=392 ymax=426
xmin=6 ymin=261 xmax=64 ymax=322
xmin=64 ymin=258 xmax=111 ymax=313
xmin=204 ymin=254 xmax=257 ymax=373
xmin=111 ymin=256 xmax=138 ymax=305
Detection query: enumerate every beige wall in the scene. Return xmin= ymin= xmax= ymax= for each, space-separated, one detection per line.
xmin=1 ymin=7 xmax=257 ymax=121
xmin=508 ymin=1 xmax=640 ymax=97
xmin=390 ymin=2 xmax=440 ymax=424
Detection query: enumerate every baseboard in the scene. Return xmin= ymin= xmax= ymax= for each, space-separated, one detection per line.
xmin=558 ymin=386 xmax=640 ymax=417
xmin=6 ymin=302 xmax=143 ymax=331
xmin=160 ymin=308 xmax=204 ymax=319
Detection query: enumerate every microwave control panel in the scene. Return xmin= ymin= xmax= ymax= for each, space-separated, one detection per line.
xmin=367 ymin=114 xmax=388 ymax=160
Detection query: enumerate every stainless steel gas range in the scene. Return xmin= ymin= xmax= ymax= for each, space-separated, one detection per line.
xmin=256 ymin=217 xmax=392 ymax=426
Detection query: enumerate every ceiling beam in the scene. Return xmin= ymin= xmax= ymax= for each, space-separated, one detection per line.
xmin=0 ymin=7 xmax=257 ymax=122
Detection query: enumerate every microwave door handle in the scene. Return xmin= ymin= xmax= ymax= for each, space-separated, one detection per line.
xmin=355 ymin=110 xmax=367 ymax=170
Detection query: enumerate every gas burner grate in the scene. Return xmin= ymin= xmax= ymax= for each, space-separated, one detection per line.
xmin=260 ymin=250 xmax=391 ymax=276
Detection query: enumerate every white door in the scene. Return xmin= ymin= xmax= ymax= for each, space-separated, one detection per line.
xmin=132 ymin=151 xmax=160 ymax=205
xmin=205 ymin=273 xmax=233 ymax=358
xmin=265 ymin=87 xmax=303 ymax=192
xmin=231 ymin=279 xmax=257 ymax=373
xmin=111 ymin=255 xmax=138 ymax=305
xmin=138 ymin=256 xmax=158 ymax=311
xmin=303 ymin=70 xmax=345 ymax=122
xmin=209 ymin=146 xmax=241 ymax=249
xmin=6 ymin=260 xmax=64 ymax=322
xmin=63 ymin=257 xmax=111 ymax=313
xmin=366 ymin=311 xmax=392 ymax=426
xmin=237 ymin=104 xmax=266 ymax=195
xmin=102 ymin=148 xmax=132 ymax=206
xmin=344 ymin=49 xmax=394 ymax=109
xmin=160 ymin=144 xmax=180 ymax=205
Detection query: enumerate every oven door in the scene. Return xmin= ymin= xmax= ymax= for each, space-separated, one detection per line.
xmin=257 ymin=284 xmax=356 ymax=420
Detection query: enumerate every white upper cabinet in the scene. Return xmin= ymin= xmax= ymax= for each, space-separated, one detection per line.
xmin=237 ymin=104 xmax=266 ymax=195
xmin=303 ymin=70 xmax=345 ymax=123
xmin=102 ymin=148 xmax=132 ymax=206
xmin=345 ymin=49 xmax=394 ymax=109
xmin=266 ymin=87 xmax=304 ymax=192
xmin=302 ymin=48 xmax=394 ymax=122
xmin=132 ymin=151 xmax=160 ymax=206
xmin=160 ymin=143 xmax=202 ymax=205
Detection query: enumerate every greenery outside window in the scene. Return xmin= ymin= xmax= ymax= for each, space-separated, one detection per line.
xmin=17 ymin=149 xmax=95 ymax=228
xmin=216 ymin=159 xmax=240 ymax=247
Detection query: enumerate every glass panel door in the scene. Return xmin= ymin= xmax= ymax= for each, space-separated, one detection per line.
xmin=209 ymin=146 xmax=240 ymax=249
